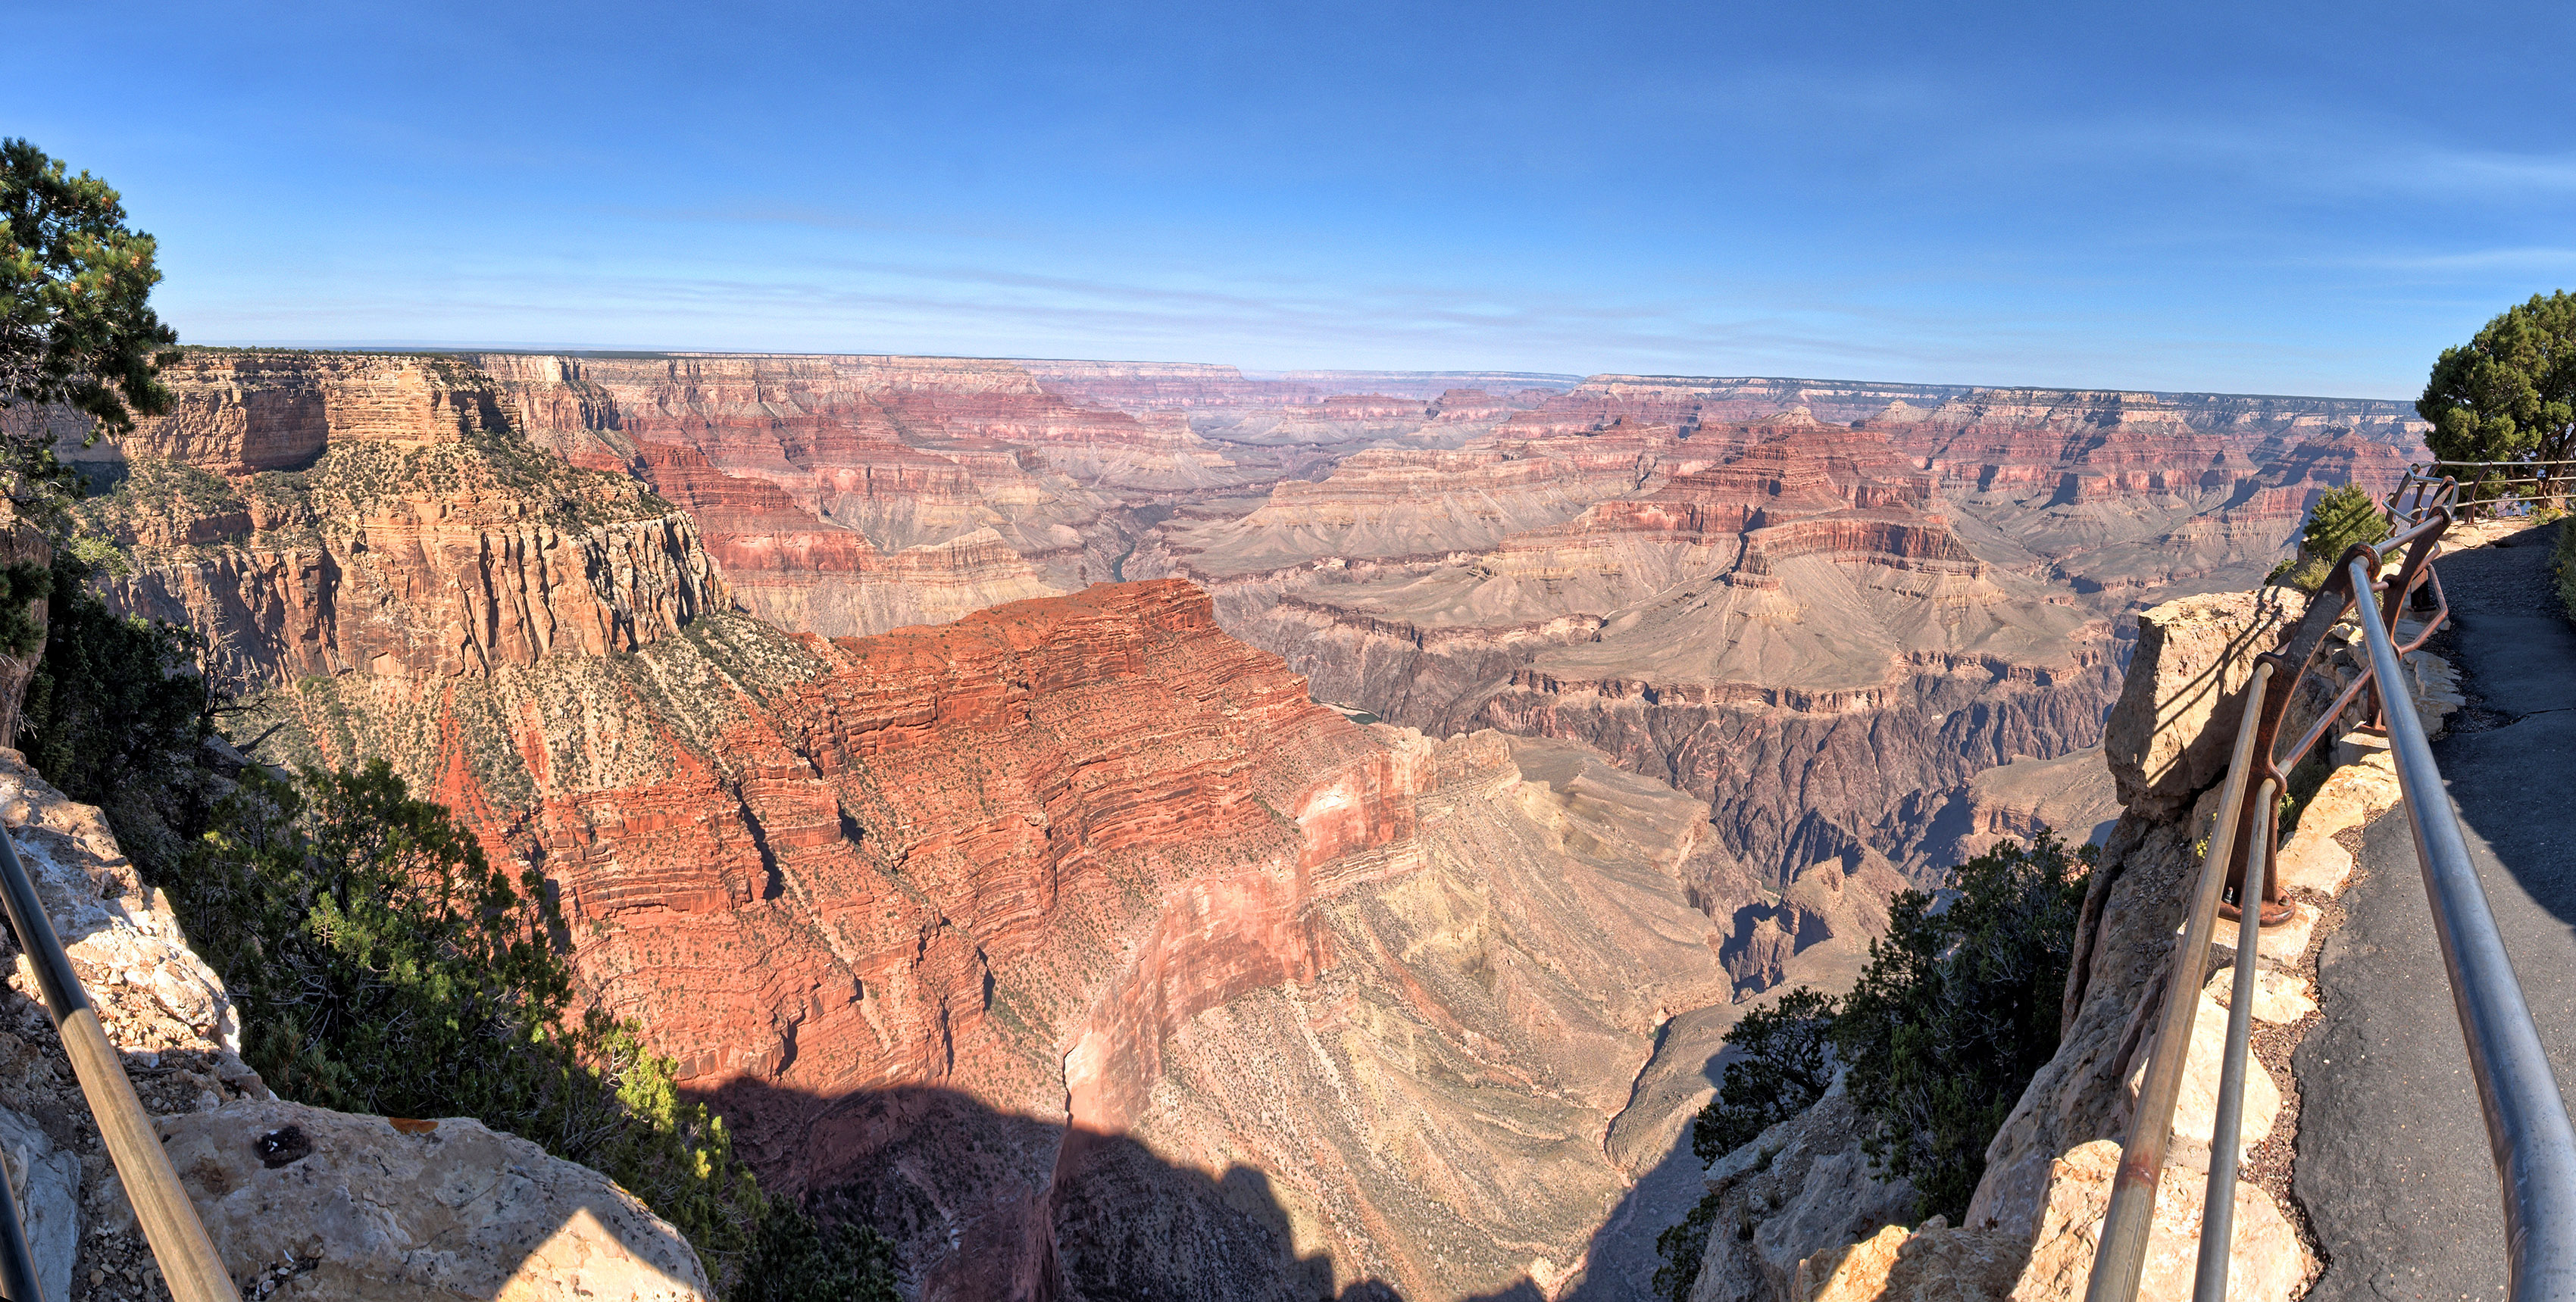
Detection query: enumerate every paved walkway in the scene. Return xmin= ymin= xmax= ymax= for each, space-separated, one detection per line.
xmin=2298 ymin=521 xmax=2576 ymax=1300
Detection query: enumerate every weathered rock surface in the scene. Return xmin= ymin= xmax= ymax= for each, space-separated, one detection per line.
xmin=163 ymin=1102 xmax=711 ymax=1300
xmin=1789 ymin=1218 xmax=2024 ymax=1302
xmin=69 ymin=367 xmax=725 ymax=690
xmin=2003 ymin=1141 xmax=2306 ymax=1302
xmin=1918 ymin=748 xmax=2124 ymax=869
xmin=1686 ymin=1082 xmax=1918 ymax=1302
xmin=2102 ymin=587 xmax=2307 ymax=816
xmin=0 ymin=1104 xmax=80 ymax=1300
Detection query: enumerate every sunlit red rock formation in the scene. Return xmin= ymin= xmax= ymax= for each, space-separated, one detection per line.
xmin=70 ymin=361 xmax=723 ymax=688
xmin=69 ymin=358 xmax=1744 ymax=1298
xmin=224 ymin=577 xmax=1735 ymax=1300
xmin=55 ymin=348 xmax=2442 ymax=1300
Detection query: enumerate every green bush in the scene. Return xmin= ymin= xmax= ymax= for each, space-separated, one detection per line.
xmin=1652 ymin=1187 xmax=1727 ymax=1302
xmin=1690 ymin=986 xmax=1840 ymax=1166
xmin=1834 ymin=829 xmax=2093 ymax=1222
xmin=19 ymin=557 xmax=205 ymax=803
xmin=2273 ymin=482 xmax=2391 ymax=592
xmin=2302 ymin=482 xmax=2390 ymax=565
xmin=736 ymin=1194 xmax=901 ymax=1302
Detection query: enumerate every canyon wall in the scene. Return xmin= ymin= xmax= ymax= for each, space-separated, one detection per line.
xmin=55 ymin=348 xmax=2430 ymax=1298
xmin=1129 ymin=377 xmax=2422 ymax=936
xmin=67 ymin=357 xmax=1745 ymax=1298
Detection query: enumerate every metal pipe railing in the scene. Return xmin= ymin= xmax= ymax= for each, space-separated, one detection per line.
xmin=0 ymin=831 xmax=233 ymax=1302
xmin=2084 ymin=662 xmax=2274 ymax=1302
xmin=2349 ymin=554 xmax=2576 ymax=1302
xmin=0 ymin=1172 xmax=42 ymax=1302
xmin=2406 ymin=459 xmax=2576 ymax=519
xmin=2196 ymin=779 xmax=2276 ymax=1302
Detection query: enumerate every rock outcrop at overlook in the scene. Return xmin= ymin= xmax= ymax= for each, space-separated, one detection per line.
xmin=0 ymin=746 xmax=711 ymax=1301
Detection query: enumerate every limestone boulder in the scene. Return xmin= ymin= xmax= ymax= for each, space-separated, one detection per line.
xmin=1790 ymin=1216 xmax=2025 ymax=1302
xmin=2202 ymin=967 xmax=2316 ymax=1026
xmin=2124 ymin=990 xmax=2278 ymax=1172
xmin=1689 ymin=1082 xmax=1918 ymax=1302
xmin=160 ymin=1101 xmax=711 ymax=1300
xmin=2104 ymin=587 xmax=2306 ymax=819
xmin=2005 ymin=1140 xmax=2308 ymax=1302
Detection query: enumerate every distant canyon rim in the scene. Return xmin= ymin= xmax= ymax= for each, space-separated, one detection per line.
xmin=33 ymin=348 xmax=2425 ymax=1299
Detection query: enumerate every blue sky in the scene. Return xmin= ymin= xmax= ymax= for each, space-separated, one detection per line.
xmin=10 ymin=1 xmax=2574 ymax=396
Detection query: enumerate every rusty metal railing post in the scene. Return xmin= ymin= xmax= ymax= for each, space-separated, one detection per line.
xmin=2085 ymin=662 xmax=2274 ymax=1302
xmin=0 ymin=832 xmax=234 ymax=1302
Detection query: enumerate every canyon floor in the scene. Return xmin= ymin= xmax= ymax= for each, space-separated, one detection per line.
xmin=42 ymin=348 xmax=2433 ymax=1299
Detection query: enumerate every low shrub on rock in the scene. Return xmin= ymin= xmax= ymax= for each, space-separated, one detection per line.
xmin=1835 ymin=828 xmax=2093 ymax=1222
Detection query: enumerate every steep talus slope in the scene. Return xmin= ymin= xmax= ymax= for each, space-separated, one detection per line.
xmin=73 ymin=364 xmax=1741 ymax=1299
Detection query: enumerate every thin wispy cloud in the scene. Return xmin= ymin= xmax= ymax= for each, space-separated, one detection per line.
xmin=32 ymin=0 xmax=2573 ymax=400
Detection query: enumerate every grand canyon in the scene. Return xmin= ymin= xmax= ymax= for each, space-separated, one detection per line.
xmin=48 ymin=348 xmax=2424 ymax=1298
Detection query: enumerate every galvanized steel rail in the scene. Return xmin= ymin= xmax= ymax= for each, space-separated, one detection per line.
xmin=2087 ymin=475 xmax=2576 ymax=1302
xmin=0 ymin=829 xmax=233 ymax=1302
xmin=2347 ymin=553 xmax=2576 ymax=1300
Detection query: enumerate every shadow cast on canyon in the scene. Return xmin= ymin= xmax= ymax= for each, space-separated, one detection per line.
xmin=1559 ymin=1051 xmax=1732 ymax=1301
xmin=707 ymin=1081 xmax=1424 ymax=1301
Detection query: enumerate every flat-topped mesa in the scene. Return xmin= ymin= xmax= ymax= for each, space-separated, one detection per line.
xmin=1016 ymin=361 xmax=1583 ymax=412
xmin=98 ymin=350 xmax=519 ymax=474
xmin=1013 ymin=358 xmax=1316 ymax=409
xmin=67 ymin=354 xmax=725 ymax=685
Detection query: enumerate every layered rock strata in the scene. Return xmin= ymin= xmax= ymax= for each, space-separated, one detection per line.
xmin=1140 ymin=413 xmax=2121 ymax=934
xmin=221 ymin=578 xmax=1739 ymax=1299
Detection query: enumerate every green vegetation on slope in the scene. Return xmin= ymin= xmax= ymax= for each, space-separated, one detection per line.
xmin=2557 ymin=519 xmax=2576 ymax=626
xmin=1654 ymin=829 xmax=2095 ymax=1300
xmin=22 ymin=554 xmax=893 ymax=1299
